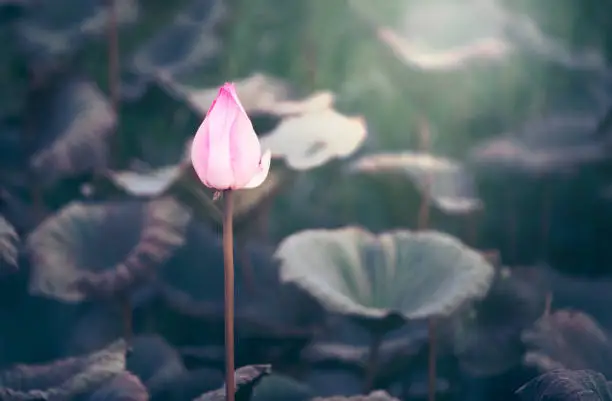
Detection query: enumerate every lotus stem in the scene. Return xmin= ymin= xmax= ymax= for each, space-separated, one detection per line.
xmin=363 ymin=332 xmax=382 ymax=392
xmin=222 ymin=190 xmax=236 ymax=401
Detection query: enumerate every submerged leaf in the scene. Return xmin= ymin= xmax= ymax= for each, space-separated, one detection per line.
xmin=516 ymin=369 xmax=612 ymax=401
xmin=27 ymin=197 xmax=191 ymax=302
xmin=15 ymin=0 xmax=138 ymax=76
xmin=275 ymin=227 xmax=494 ymax=331
xmin=193 ymin=365 xmax=271 ymax=401
xmin=260 ymin=109 xmax=367 ymax=171
xmin=28 ymin=76 xmax=115 ymax=189
xmin=0 ymin=216 xmax=19 ymax=277
xmin=0 ymin=340 xmax=127 ymax=401
xmin=522 ymin=310 xmax=612 ymax=377
xmin=350 ymin=152 xmax=482 ymax=214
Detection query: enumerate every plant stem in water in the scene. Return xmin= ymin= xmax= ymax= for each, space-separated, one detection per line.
xmin=223 ymin=190 xmax=236 ymax=401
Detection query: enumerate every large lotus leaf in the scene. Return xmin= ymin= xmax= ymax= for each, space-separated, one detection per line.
xmin=522 ymin=310 xmax=612 ymax=378
xmin=470 ymin=113 xmax=609 ymax=177
xmin=0 ymin=216 xmax=19 ymax=277
xmin=86 ymin=372 xmax=148 ymax=401
xmin=193 ymin=365 xmax=271 ymax=401
xmin=126 ymin=0 xmax=225 ymax=93
xmin=0 ymin=340 xmax=127 ymax=401
xmin=28 ymin=76 xmax=115 ymax=189
xmin=15 ymin=0 xmax=138 ymax=76
xmin=451 ymin=267 xmax=545 ymax=377
xmin=349 ymin=152 xmax=482 ymax=215
xmin=349 ymin=0 xmax=606 ymax=72
xmin=516 ymin=369 xmax=612 ymax=401
xmin=156 ymin=221 xmax=323 ymax=340
xmin=275 ymin=227 xmax=494 ymax=331
xmin=27 ymin=197 xmax=191 ymax=302
xmin=259 ymin=109 xmax=367 ymax=171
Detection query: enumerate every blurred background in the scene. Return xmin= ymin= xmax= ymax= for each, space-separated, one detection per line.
xmin=1 ymin=0 xmax=612 ymax=400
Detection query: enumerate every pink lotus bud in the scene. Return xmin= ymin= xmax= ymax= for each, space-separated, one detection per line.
xmin=190 ymin=83 xmax=271 ymax=190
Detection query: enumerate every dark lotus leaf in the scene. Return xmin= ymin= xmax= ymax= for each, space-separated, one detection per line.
xmin=452 ymin=267 xmax=546 ymax=377
xmin=516 ymin=369 xmax=612 ymax=401
xmin=193 ymin=365 xmax=271 ymax=401
xmin=28 ymin=76 xmax=115 ymax=189
xmin=0 ymin=215 xmax=19 ymax=276
xmin=126 ymin=0 xmax=225 ymax=93
xmin=27 ymin=197 xmax=191 ymax=302
xmin=469 ymin=113 xmax=609 ymax=177
xmin=350 ymin=0 xmax=606 ymax=72
xmin=0 ymin=340 xmax=127 ymax=401
xmin=275 ymin=227 xmax=494 ymax=332
xmin=349 ymin=152 xmax=482 ymax=215
xmin=149 ymin=368 xmax=222 ymax=401
xmin=311 ymin=390 xmax=400 ymax=401
xmin=126 ymin=335 xmax=185 ymax=397
xmin=157 ymin=221 xmax=322 ymax=340
xmin=85 ymin=372 xmax=148 ymax=401
xmin=15 ymin=0 xmax=138 ymax=76
xmin=250 ymin=374 xmax=313 ymax=401
xmin=522 ymin=310 xmax=612 ymax=378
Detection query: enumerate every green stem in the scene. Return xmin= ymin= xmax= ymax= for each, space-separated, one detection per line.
xmin=223 ymin=190 xmax=236 ymax=401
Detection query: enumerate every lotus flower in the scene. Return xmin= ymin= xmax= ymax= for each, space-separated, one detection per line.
xmin=191 ymin=83 xmax=271 ymax=190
